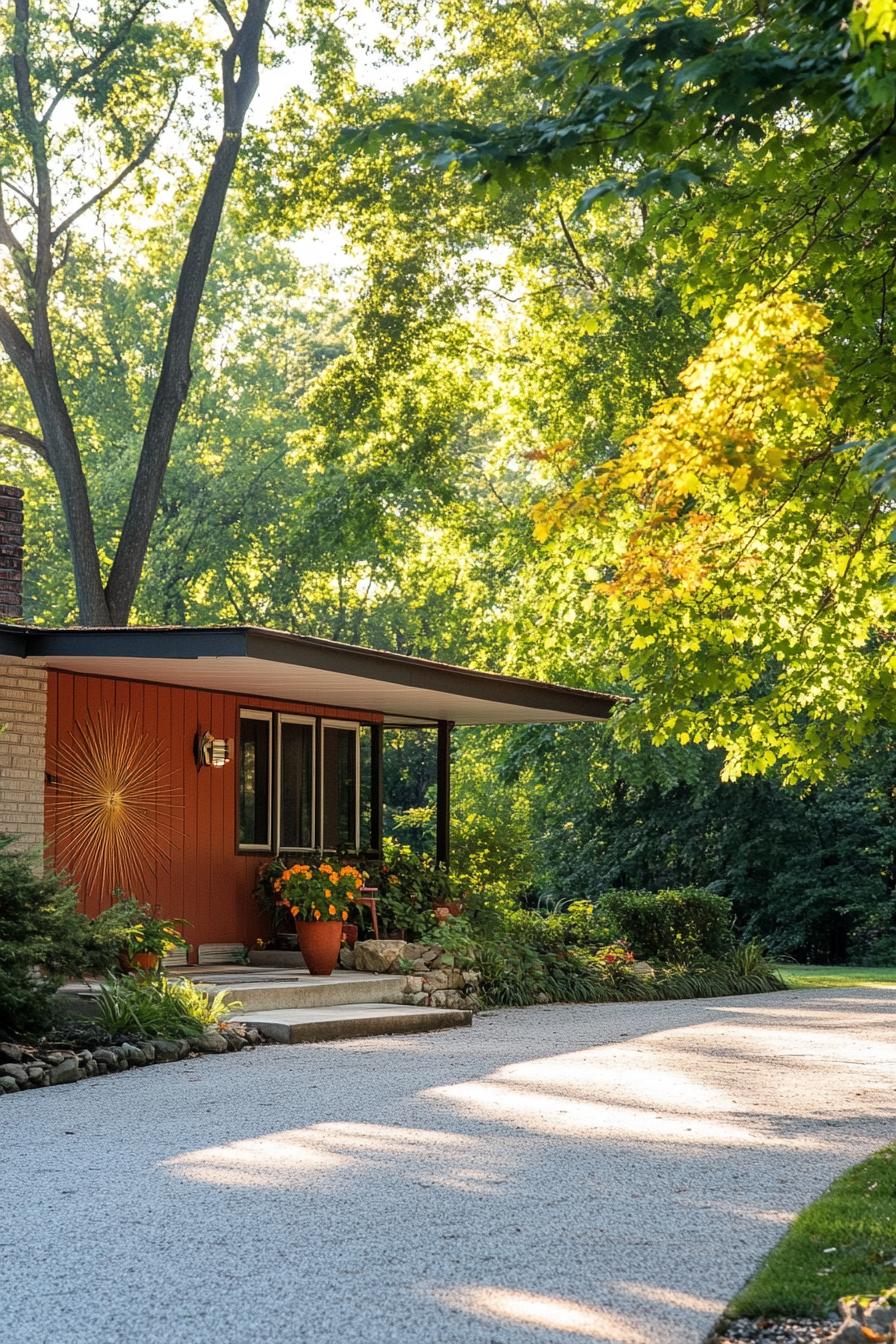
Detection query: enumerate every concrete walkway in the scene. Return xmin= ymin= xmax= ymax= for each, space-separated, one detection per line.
xmin=2 ymin=987 xmax=896 ymax=1344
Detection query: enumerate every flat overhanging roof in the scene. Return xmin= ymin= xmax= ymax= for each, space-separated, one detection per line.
xmin=0 ymin=624 xmax=619 ymax=726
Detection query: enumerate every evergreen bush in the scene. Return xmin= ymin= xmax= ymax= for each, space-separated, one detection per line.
xmin=0 ymin=837 xmax=112 ymax=1038
xmin=599 ymin=886 xmax=735 ymax=963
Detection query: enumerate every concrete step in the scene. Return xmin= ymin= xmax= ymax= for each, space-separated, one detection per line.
xmin=228 ymin=1002 xmax=472 ymax=1045
xmin=191 ymin=971 xmax=407 ymax=1012
xmin=248 ymin=949 xmax=305 ymax=968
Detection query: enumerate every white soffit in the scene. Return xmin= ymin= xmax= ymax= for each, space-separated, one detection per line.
xmin=35 ymin=653 xmax=610 ymax=726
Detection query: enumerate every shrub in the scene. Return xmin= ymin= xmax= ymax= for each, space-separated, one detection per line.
xmin=0 ymin=838 xmax=113 ymax=1038
xmin=599 ymin=886 xmax=735 ymax=962
xmin=91 ymin=895 xmax=188 ymax=959
xmin=93 ymin=975 xmax=240 ymax=1038
xmin=375 ymin=843 xmax=461 ymax=939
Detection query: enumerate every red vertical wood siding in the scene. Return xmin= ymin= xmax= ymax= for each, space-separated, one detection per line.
xmin=44 ymin=669 xmax=382 ymax=958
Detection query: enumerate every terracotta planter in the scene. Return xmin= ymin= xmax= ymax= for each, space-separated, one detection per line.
xmin=296 ymin=919 xmax=343 ymax=976
xmin=120 ymin=950 xmax=161 ymax=974
xmin=342 ymin=922 xmax=359 ymax=948
xmin=431 ymin=900 xmax=463 ymax=921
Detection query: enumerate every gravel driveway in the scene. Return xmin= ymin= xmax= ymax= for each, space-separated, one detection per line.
xmin=2 ymin=986 xmax=896 ymax=1344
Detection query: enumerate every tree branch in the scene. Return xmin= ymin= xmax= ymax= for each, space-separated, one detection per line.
xmin=104 ymin=0 xmax=271 ymax=624
xmin=12 ymin=0 xmax=53 ymax=300
xmin=557 ymin=208 xmax=607 ymax=292
xmin=0 ymin=304 xmax=36 ymax=381
xmin=0 ymin=180 xmax=35 ymax=288
xmin=50 ymin=87 xmax=180 ymax=242
xmin=42 ymin=0 xmax=155 ymax=124
xmin=209 ymin=0 xmax=238 ymax=40
xmin=0 ymin=422 xmax=48 ymax=462
xmin=0 ymin=176 xmax=37 ymax=213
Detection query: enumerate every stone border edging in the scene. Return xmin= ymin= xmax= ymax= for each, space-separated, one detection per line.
xmin=0 ymin=1024 xmax=265 ymax=1094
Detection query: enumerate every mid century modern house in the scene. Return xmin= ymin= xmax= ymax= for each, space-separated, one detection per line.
xmin=0 ymin=487 xmax=616 ymax=959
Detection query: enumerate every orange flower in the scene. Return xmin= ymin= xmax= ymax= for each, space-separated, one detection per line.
xmin=328 ymin=904 xmax=337 ymax=916
xmin=324 ymin=888 xmax=331 ymax=899
xmin=313 ymin=909 xmax=321 ymax=920
xmin=341 ymin=909 xmax=348 ymax=920
xmin=291 ymin=905 xmax=299 ymax=917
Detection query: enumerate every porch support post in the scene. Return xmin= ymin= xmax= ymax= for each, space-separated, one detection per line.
xmin=436 ymin=719 xmax=453 ymax=869
xmin=370 ymin=723 xmax=384 ymax=855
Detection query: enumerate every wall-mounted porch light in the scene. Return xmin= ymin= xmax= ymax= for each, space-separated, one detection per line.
xmin=195 ymin=731 xmax=232 ymax=769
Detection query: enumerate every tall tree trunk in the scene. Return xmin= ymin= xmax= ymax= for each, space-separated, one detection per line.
xmin=30 ymin=365 xmax=112 ymax=626
xmin=104 ymin=0 xmax=270 ymax=625
xmin=1 ymin=0 xmax=270 ymax=627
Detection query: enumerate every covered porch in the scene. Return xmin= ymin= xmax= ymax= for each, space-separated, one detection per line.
xmin=17 ymin=622 xmax=616 ymax=869
xmin=0 ymin=620 xmax=616 ymax=954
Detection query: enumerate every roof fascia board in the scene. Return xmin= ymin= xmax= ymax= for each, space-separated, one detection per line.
xmin=0 ymin=627 xmax=28 ymax=657
xmin=245 ymin=630 xmax=614 ymax=720
xmin=26 ymin=627 xmax=249 ymax=661
xmin=17 ymin=624 xmax=615 ymax=721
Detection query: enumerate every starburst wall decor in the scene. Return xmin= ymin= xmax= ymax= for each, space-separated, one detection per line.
xmin=52 ymin=705 xmax=182 ymax=898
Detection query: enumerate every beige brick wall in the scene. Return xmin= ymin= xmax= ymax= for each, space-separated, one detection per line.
xmin=0 ymin=656 xmax=47 ymax=852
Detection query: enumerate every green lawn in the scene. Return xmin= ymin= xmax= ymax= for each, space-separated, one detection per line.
xmin=775 ymin=964 xmax=896 ymax=989
xmin=729 ymin=1145 xmax=896 ymax=1319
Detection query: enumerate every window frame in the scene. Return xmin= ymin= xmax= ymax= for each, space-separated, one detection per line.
xmin=236 ymin=708 xmax=274 ymax=853
xmin=319 ymin=718 xmax=361 ymax=853
xmin=276 ymin=712 xmax=316 ymax=854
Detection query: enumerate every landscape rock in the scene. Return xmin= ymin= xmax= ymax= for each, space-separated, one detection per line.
xmin=1 ymin=1063 xmax=30 ymax=1084
xmin=49 ymin=1057 xmax=79 ymax=1085
xmin=833 ymin=1295 xmax=896 ymax=1344
xmin=402 ymin=943 xmax=431 ymax=963
xmin=148 ymin=1038 xmax=180 ymax=1063
xmin=632 ymin=961 xmax=656 ymax=979
xmin=402 ymin=967 xmax=481 ymax=1010
xmin=431 ymin=989 xmax=469 ymax=1009
xmin=354 ymin=939 xmax=407 ymax=973
xmin=0 ymin=1044 xmax=24 ymax=1064
xmin=1 ymin=1010 xmax=276 ymax=1101
xmin=338 ymin=946 xmax=356 ymax=970
xmin=188 ymin=1032 xmax=228 ymax=1054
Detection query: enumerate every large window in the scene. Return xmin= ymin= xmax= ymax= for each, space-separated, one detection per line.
xmin=238 ymin=710 xmax=272 ymax=850
xmin=278 ymin=715 xmax=314 ymax=850
xmin=321 ymin=722 xmax=359 ymax=851
xmin=237 ymin=710 xmax=380 ymax=855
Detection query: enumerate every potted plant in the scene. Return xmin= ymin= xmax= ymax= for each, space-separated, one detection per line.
xmin=275 ymin=861 xmax=364 ymax=975
xmin=96 ymin=899 xmax=188 ymax=974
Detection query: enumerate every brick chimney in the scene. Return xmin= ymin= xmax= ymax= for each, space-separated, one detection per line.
xmin=0 ymin=486 xmax=24 ymax=622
